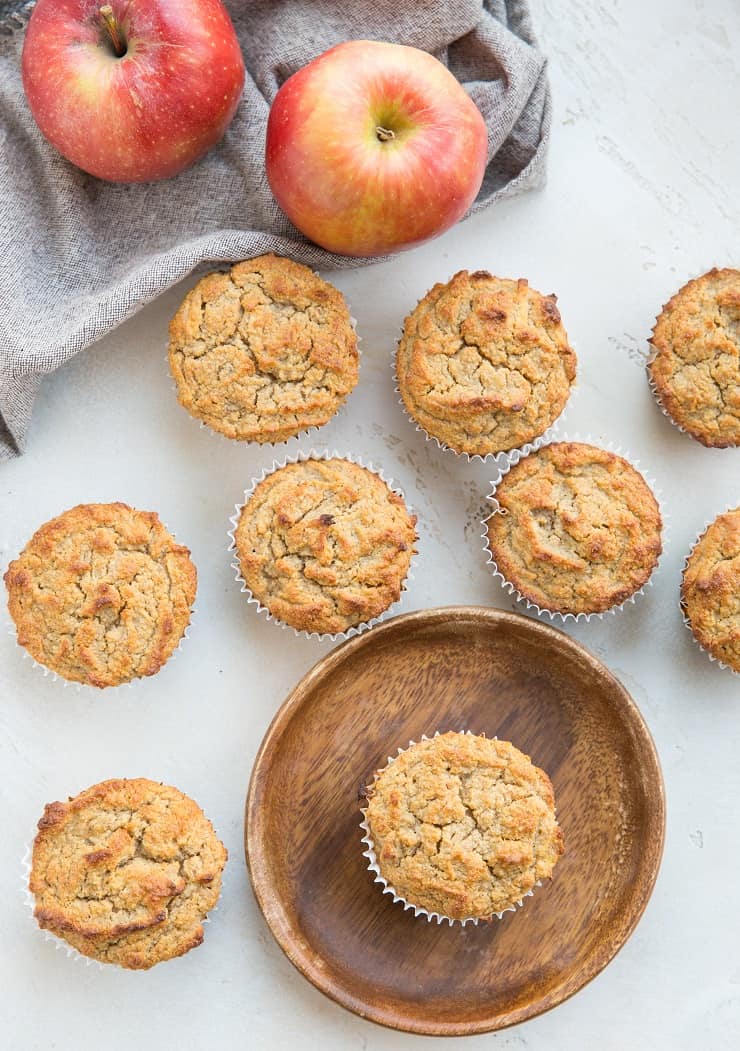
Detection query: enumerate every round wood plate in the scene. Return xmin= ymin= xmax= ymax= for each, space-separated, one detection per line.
xmin=245 ymin=607 xmax=665 ymax=1036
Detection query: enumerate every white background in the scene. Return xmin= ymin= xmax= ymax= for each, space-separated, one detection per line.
xmin=1 ymin=0 xmax=739 ymax=1047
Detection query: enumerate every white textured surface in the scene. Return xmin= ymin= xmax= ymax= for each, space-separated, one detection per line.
xmin=1 ymin=0 xmax=739 ymax=1046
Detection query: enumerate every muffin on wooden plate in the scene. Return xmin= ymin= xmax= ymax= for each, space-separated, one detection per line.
xmin=169 ymin=254 xmax=359 ymax=443
xmin=681 ymin=507 xmax=740 ymax=673
xmin=648 ymin=268 xmax=740 ymax=447
xmin=4 ymin=503 xmax=196 ymax=687
xmin=395 ymin=270 xmax=576 ymax=458
xmin=361 ymin=731 xmax=563 ymax=923
xmin=484 ymin=442 xmax=662 ymax=617
xmin=230 ymin=455 xmax=417 ymax=637
xmin=29 ymin=778 xmax=227 ymax=969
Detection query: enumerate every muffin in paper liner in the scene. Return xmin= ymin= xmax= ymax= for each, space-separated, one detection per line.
xmin=645 ymin=267 xmax=740 ymax=448
xmin=359 ymin=731 xmax=560 ymax=927
xmin=227 ymin=449 xmax=418 ymax=642
xmin=680 ymin=505 xmax=740 ymax=676
xmin=391 ymin=271 xmax=578 ymax=466
xmin=4 ymin=507 xmax=197 ymax=691
xmin=481 ymin=436 xmax=667 ymax=623
xmin=168 ymin=253 xmax=363 ymax=447
xmin=22 ymin=779 xmax=226 ymax=970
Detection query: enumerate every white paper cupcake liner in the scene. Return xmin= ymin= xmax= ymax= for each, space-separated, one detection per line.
xmin=4 ymin=515 xmax=196 ymax=692
xmin=680 ymin=504 xmax=740 ymax=676
xmin=227 ymin=448 xmax=417 ymax=642
xmin=392 ymin=332 xmax=578 ymax=466
xmin=169 ymin=269 xmax=361 ymax=449
xmin=645 ymin=268 xmax=739 ymax=448
xmin=481 ymin=435 xmax=668 ymax=623
xmin=360 ymin=732 xmax=540 ymax=926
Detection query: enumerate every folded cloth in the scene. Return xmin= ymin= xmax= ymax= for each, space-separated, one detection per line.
xmin=0 ymin=0 xmax=550 ymax=459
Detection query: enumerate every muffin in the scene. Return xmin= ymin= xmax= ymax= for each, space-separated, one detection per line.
xmin=648 ymin=268 xmax=740 ymax=447
xmin=681 ymin=507 xmax=740 ymax=672
xmin=362 ymin=732 xmax=563 ymax=921
xmin=168 ymin=254 xmax=359 ymax=442
xmin=4 ymin=503 xmax=196 ymax=687
xmin=29 ymin=778 xmax=227 ymax=969
xmin=232 ymin=457 xmax=416 ymax=636
xmin=396 ymin=270 xmax=576 ymax=458
xmin=485 ymin=442 xmax=662 ymax=616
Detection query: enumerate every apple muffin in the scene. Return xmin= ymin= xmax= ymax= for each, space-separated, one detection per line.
xmin=648 ymin=268 xmax=740 ymax=447
xmin=4 ymin=503 xmax=196 ymax=688
xmin=363 ymin=732 xmax=564 ymax=921
xmin=485 ymin=442 xmax=662 ymax=615
xmin=29 ymin=778 xmax=227 ymax=969
xmin=232 ymin=457 xmax=417 ymax=635
xmin=168 ymin=254 xmax=359 ymax=442
xmin=396 ymin=270 xmax=577 ymax=457
xmin=681 ymin=507 xmax=740 ymax=672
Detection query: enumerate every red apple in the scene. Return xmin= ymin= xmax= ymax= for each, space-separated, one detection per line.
xmin=265 ymin=40 xmax=488 ymax=257
xmin=21 ymin=0 xmax=245 ymax=182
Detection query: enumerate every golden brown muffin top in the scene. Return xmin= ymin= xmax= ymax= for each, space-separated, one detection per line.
xmin=4 ymin=503 xmax=196 ymax=688
xmin=648 ymin=268 xmax=740 ymax=447
xmin=30 ymin=778 xmax=227 ymax=970
xmin=168 ymin=254 xmax=359 ymax=443
xmin=396 ymin=270 xmax=576 ymax=457
xmin=365 ymin=732 xmax=563 ymax=920
xmin=234 ymin=458 xmax=416 ymax=636
xmin=681 ymin=507 xmax=740 ymax=672
xmin=486 ymin=442 xmax=662 ymax=615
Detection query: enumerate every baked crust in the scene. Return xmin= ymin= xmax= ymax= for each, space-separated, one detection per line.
xmin=365 ymin=732 xmax=563 ymax=920
xmin=234 ymin=458 xmax=417 ymax=635
xmin=29 ymin=779 xmax=227 ymax=970
xmin=168 ymin=254 xmax=359 ymax=442
xmin=486 ymin=442 xmax=662 ymax=615
xmin=648 ymin=268 xmax=740 ymax=447
xmin=4 ymin=503 xmax=197 ymax=687
xmin=396 ymin=270 xmax=576 ymax=457
xmin=681 ymin=507 xmax=740 ymax=671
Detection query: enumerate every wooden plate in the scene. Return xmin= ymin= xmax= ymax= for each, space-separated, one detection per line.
xmin=245 ymin=607 xmax=665 ymax=1036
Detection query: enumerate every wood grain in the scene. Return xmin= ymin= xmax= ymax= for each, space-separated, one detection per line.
xmin=245 ymin=607 xmax=665 ymax=1036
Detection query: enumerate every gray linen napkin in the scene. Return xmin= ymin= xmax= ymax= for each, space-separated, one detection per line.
xmin=0 ymin=0 xmax=550 ymax=460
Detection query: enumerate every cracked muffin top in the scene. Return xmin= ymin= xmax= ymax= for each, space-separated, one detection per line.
xmin=168 ymin=254 xmax=359 ymax=443
xmin=364 ymin=732 xmax=563 ymax=920
xmin=30 ymin=778 xmax=227 ymax=969
xmin=233 ymin=458 xmax=416 ymax=636
xmin=681 ymin=507 xmax=740 ymax=672
xmin=4 ymin=503 xmax=196 ymax=688
xmin=485 ymin=442 xmax=662 ymax=615
xmin=395 ymin=270 xmax=576 ymax=457
xmin=648 ymin=268 xmax=740 ymax=447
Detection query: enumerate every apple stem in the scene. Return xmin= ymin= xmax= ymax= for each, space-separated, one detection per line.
xmin=375 ymin=126 xmax=396 ymax=142
xmin=99 ymin=5 xmax=126 ymax=57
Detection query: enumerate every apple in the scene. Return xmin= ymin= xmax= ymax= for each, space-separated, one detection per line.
xmin=21 ymin=0 xmax=245 ymax=182
xmin=265 ymin=40 xmax=488 ymax=257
